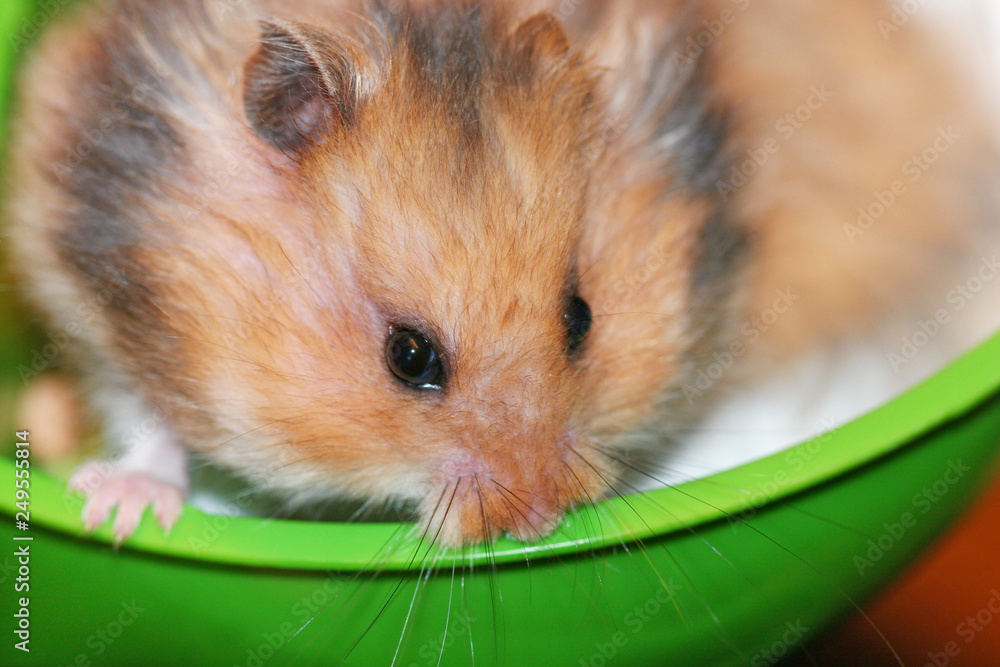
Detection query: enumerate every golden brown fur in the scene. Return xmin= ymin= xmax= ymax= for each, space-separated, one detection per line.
xmin=703 ymin=0 xmax=995 ymax=357
xmin=6 ymin=0 xmax=995 ymax=545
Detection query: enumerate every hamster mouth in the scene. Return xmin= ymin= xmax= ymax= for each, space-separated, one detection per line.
xmin=419 ymin=440 xmax=608 ymax=547
xmin=421 ymin=476 xmax=564 ymax=547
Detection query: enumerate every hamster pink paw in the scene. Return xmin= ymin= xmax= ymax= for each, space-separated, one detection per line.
xmin=69 ymin=462 xmax=184 ymax=543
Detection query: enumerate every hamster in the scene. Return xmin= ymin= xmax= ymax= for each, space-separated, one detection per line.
xmin=5 ymin=0 xmax=996 ymax=547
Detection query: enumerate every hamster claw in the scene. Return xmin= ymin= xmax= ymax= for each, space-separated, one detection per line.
xmin=70 ymin=463 xmax=184 ymax=543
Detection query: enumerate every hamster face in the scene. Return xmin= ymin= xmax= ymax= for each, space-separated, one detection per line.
xmin=236 ymin=11 xmax=610 ymax=545
xmin=9 ymin=0 xmax=745 ymax=546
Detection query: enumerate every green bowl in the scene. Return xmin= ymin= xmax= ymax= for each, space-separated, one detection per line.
xmin=2 ymin=2 xmax=1000 ymax=665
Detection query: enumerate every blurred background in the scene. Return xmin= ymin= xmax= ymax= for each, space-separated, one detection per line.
xmin=805 ymin=471 xmax=1000 ymax=665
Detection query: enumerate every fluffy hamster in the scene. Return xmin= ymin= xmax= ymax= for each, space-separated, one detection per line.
xmin=6 ymin=0 xmax=995 ymax=546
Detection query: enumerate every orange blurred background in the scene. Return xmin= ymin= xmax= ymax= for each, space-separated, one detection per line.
xmin=804 ymin=470 xmax=1000 ymax=665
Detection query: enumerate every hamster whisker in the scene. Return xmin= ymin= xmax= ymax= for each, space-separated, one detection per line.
xmin=278 ymin=515 xmax=418 ymax=664
xmin=432 ymin=557 xmax=460 ymax=667
xmin=391 ymin=544 xmax=449 ymax=666
xmin=473 ymin=473 xmax=506 ymax=662
xmin=591 ymin=310 xmax=676 ymax=320
xmin=333 ymin=490 xmax=455 ymax=665
xmin=275 ymin=243 xmax=329 ymax=307
xmin=490 ymin=479 xmax=542 ymax=523
xmin=596 ymin=445 xmax=696 ymax=487
xmin=570 ymin=445 xmax=786 ymax=659
xmin=195 ymin=420 xmax=286 ymax=456
xmin=426 ymin=480 xmax=463 ymax=550
xmin=555 ymin=458 xmax=639 ymax=631
xmin=561 ymin=458 xmax=606 ymax=539
xmin=603 ymin=445 xmax=875 ymax=542
xmin=602 ymin=449 xmax=906 ymax=664
xmin=491 ymin=484 xmax=534 ymax=545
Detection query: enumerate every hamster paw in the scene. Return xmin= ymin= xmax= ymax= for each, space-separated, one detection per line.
xmin=69 ymin=462 xmax=184 ymax=543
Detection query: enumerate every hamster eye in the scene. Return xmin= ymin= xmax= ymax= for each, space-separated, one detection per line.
xmin=386 ymin=328 xmax=444 ymax=390
xmin=564 ymin=295 xmax=592 ymax=354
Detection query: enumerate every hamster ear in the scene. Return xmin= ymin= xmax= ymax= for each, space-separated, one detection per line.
xmin=243 ymin=21 xmax=354 ymax=153
xmin=510 ymin=13 xmax=570 ymax=69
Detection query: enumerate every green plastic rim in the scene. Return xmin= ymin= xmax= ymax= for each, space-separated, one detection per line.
xmin=2 ymin=330 xmax=999 ymax=571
